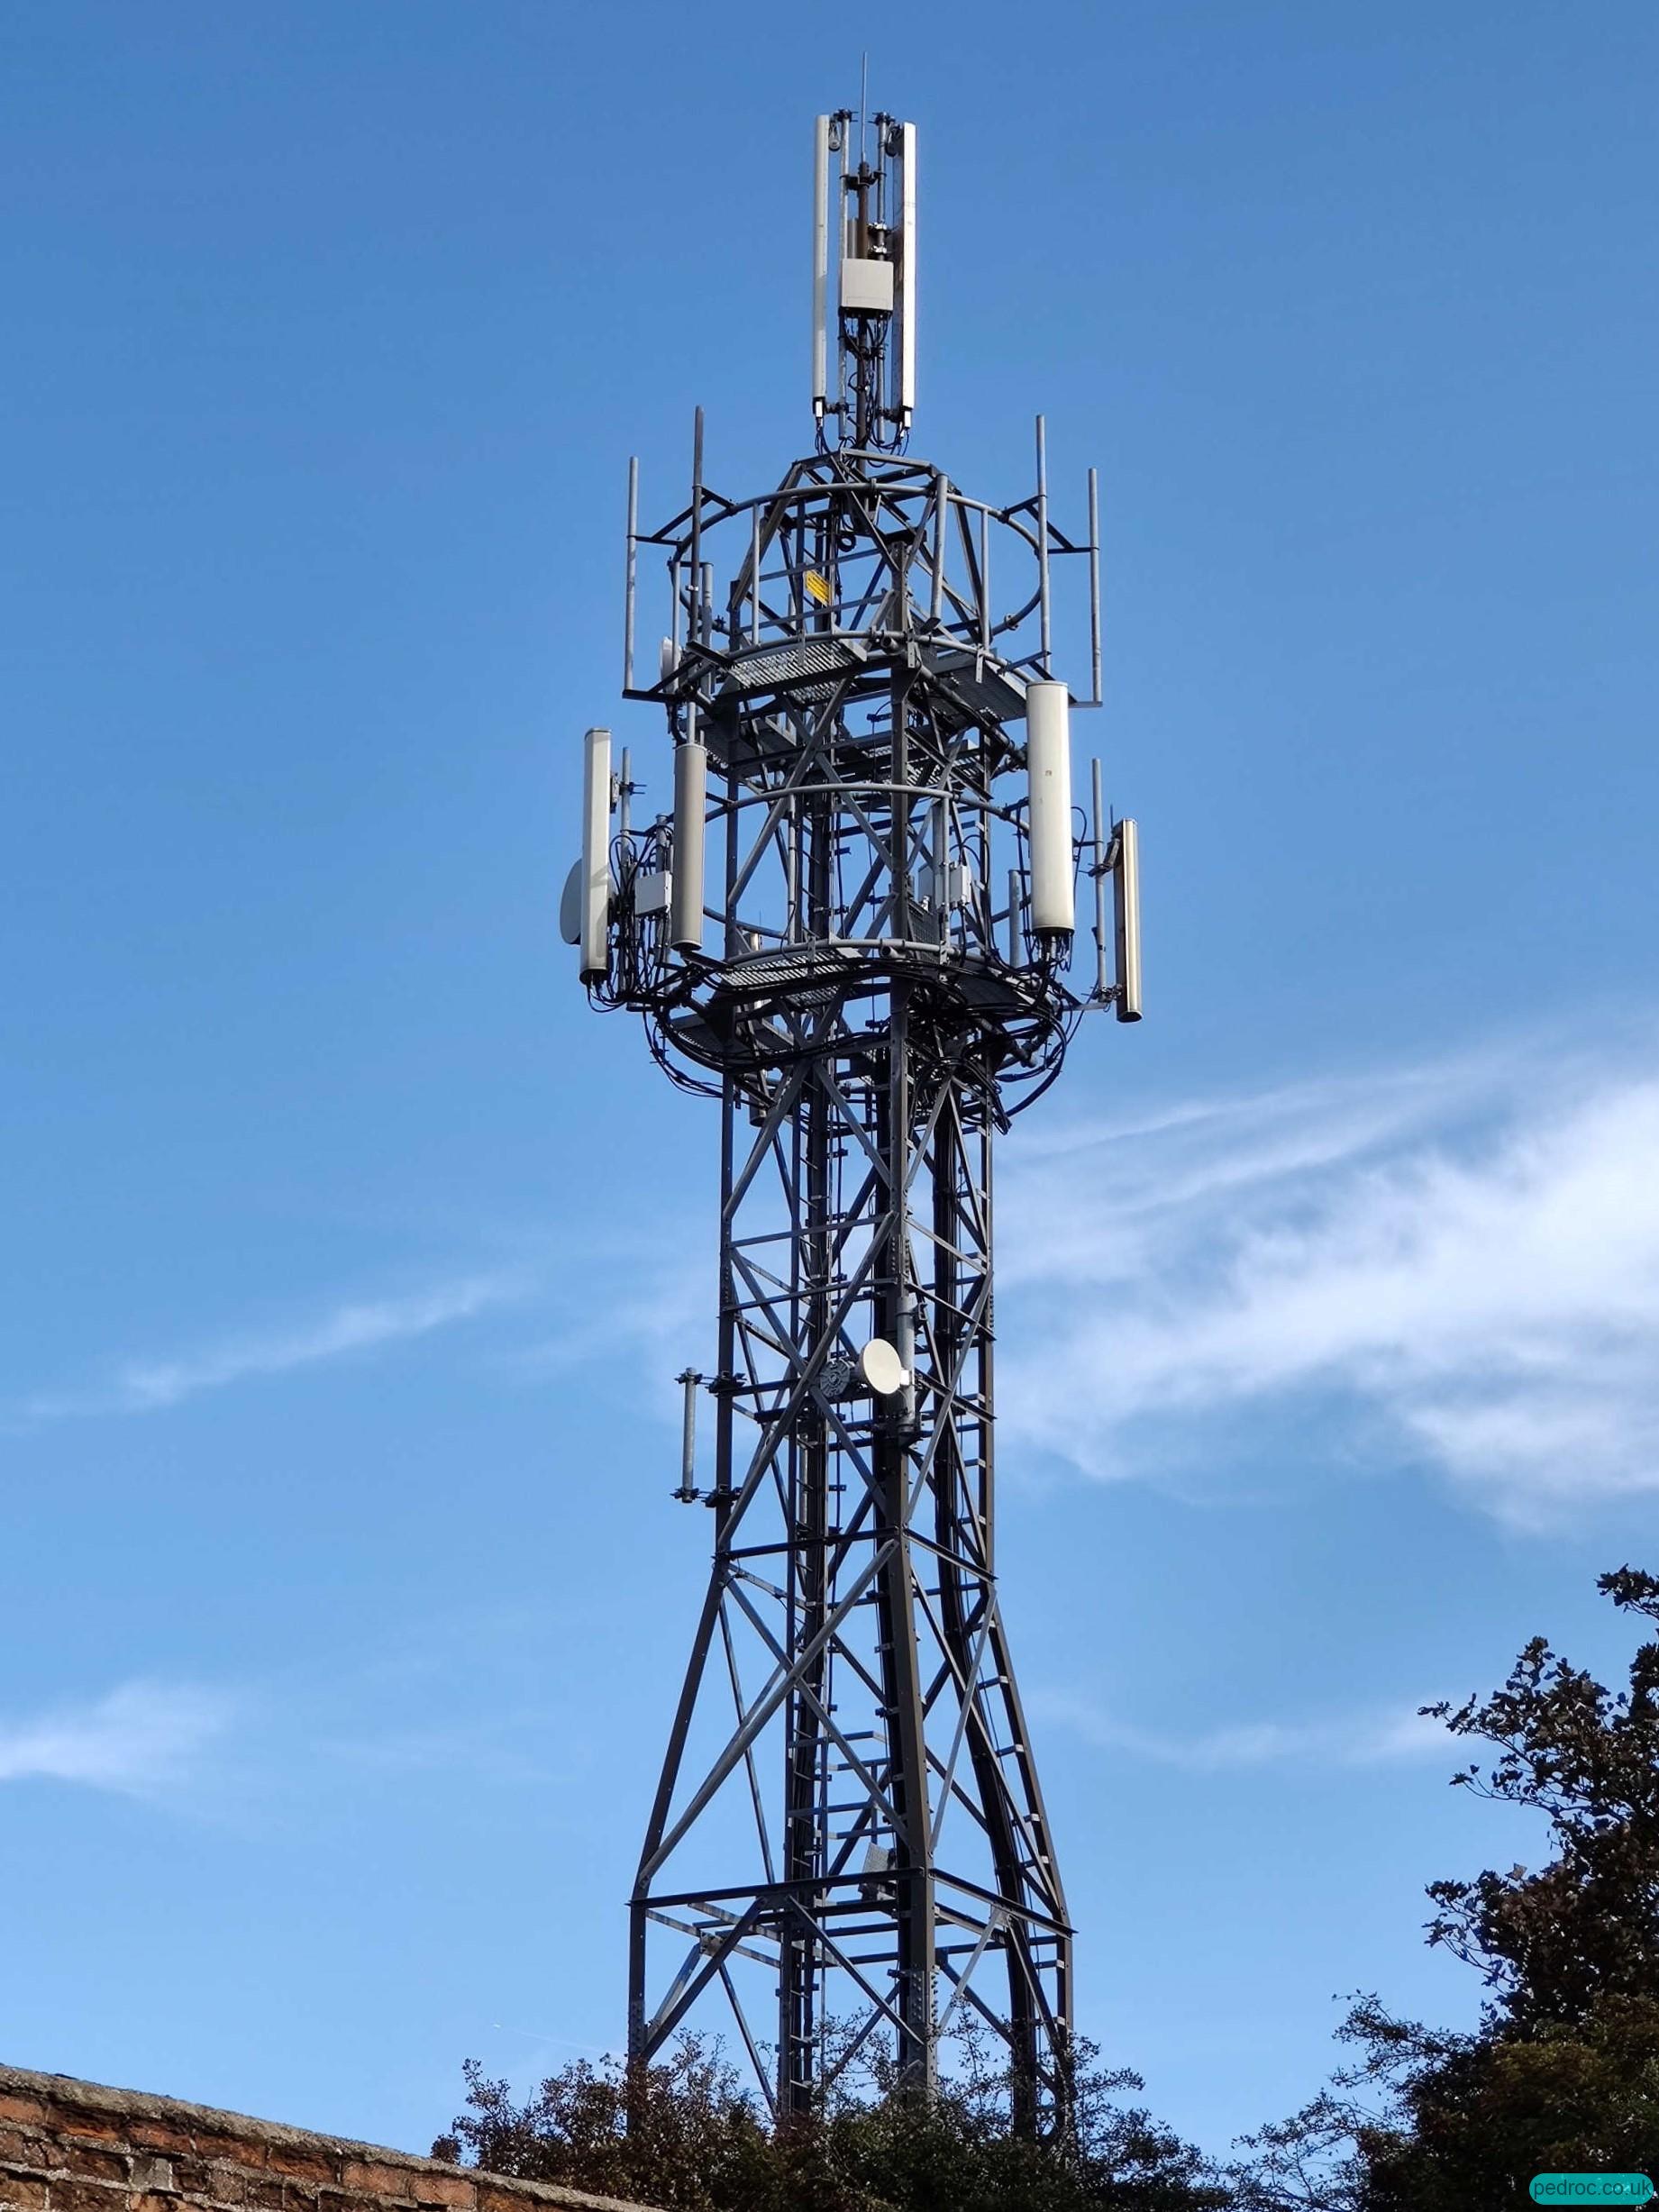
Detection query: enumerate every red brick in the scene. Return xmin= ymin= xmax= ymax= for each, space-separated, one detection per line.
xmin=0 ymin=2131 xmax=54 ymax=2171
xmin=172 ymin=2150 xmax=246 ymax=2185
xmin=0 ymin=2112 xmax=48 ymax=2141
xmin=335 ymin=2166 xmax=411 ymax=2202
xmin=125 ymin=2128 xmax=199 ymax=2162
xmin=198 ymin=2161 xmax=256 ymax=2206
xmin=56 ymin=2152 xmax=126 ymax=2187
xmin=50 ymin=2116 xmax=123 ymax=2149
xmin=47 ymin=2180 xmax=125 ymax=2212
xmin=238 ymin=2179 xmax=284 ymax=2212
xmin=132 ymin=2194 xmax=184 ymax=2212
xmin=0 ymin=2179 xmax=49 ymax=2211
xmin=262 ymin=2157 xmax=330 ymax=2192
xmin=478 ymin=2186 xmax=532 ymax=2212
xmin=193 ymin=2143 xmax=256 ymax=2175
xmin=314 ymin=2190 xmax=381 ymax=2212
xmin=401 ymin=2177 xmax=471 ymax=2212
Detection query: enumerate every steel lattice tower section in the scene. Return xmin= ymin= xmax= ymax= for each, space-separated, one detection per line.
xmin=568 ymin=108 xmax=1142 ymax=2135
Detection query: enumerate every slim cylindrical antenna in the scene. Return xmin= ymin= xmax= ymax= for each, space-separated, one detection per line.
xmin=624 ymin=456 xmax=639 ymax=692
xmin=811 ymin=117 xmax=831 ymax=414
xmin=1090 ymin=756 xmax=1109 ymax=999
xmin=930 ymin=473 xmax=949 ymax=624
xmin=689 ymin=406 xmax=705 ymax=615
xmin=1087 ymin=466 xmax=1102 ymax=707
xmin=978 ymin=504 xmax=990 ymax=650
xmin=749 ymin=505 xmax=762 ymax=643
xmin=1035 ymin=414 xmax=1051 ymax=669
xmin=1007 ymin=866 xmax=1023 ymax=967
xmin=670 ymin=742 xmax=706 ymax=952
xmin=785 ymin=790 xmax=799 ymax=942
xmin=618 ymin=745 xmax=632 ymax=848
xmin=675 ymin=1369 xmax=702 ymax=1500
xmin=898 ymin=122 xmax=917 ymax=425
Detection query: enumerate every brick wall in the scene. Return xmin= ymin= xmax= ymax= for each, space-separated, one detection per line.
xmin=0 ymin=2067 xmax=659 ymax=2212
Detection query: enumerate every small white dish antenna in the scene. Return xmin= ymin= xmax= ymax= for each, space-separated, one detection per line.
xmin=858 ymin=1338 xmax=908 ymax=1397
xmin=559 ymin=860 xmax=584 ymax=946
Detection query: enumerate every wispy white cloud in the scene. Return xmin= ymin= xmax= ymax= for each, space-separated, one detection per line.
xmin=509 ymin=1238 xmax=706 ymax=1377
xmin=1033 ymin=1689 xmax=1449 ymax=1771
xmin=0 ymin=1679 xmax=231 ymax=1793
xmin=500 ymin=1227 xmax=712 ymax=1434
xmin=1000 ymin=1033 xmax=1659 ymax=1526
xmin=21 ymin=1271 xmax=520 ymax=1423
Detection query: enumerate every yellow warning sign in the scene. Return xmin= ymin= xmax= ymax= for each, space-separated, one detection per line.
xmin=804 ymin=569 xmax=832 ymax=606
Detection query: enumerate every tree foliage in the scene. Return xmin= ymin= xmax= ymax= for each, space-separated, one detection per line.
xmin=1228 ymin=1566 xmax=1659 ymax=2205
xmin=1421 ymin=1564 xmax=1659 ymax=2029
xmin=434 ymin=2025 xmax=1229 ymax=2212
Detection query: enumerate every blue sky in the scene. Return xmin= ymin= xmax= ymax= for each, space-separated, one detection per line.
xmin=3 ymin=0 xmax=1656 ymax=2168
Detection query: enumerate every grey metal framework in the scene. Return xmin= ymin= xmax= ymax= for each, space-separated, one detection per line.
xmin=573 ymin=107 xmax=1140 ymax=2137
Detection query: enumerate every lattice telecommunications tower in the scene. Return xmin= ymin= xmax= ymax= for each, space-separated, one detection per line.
xmin=565 ymin=107 xmax=1142 ymax=2136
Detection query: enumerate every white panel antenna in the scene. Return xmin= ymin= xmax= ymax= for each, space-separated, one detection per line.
xmin=1025 ymin=682 xmax=1076 ymax=937
xmin=1114 ymin=816 xmax=1143 ymax=1021
xmin=579 ymin=726 xmax=612 ymax=981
